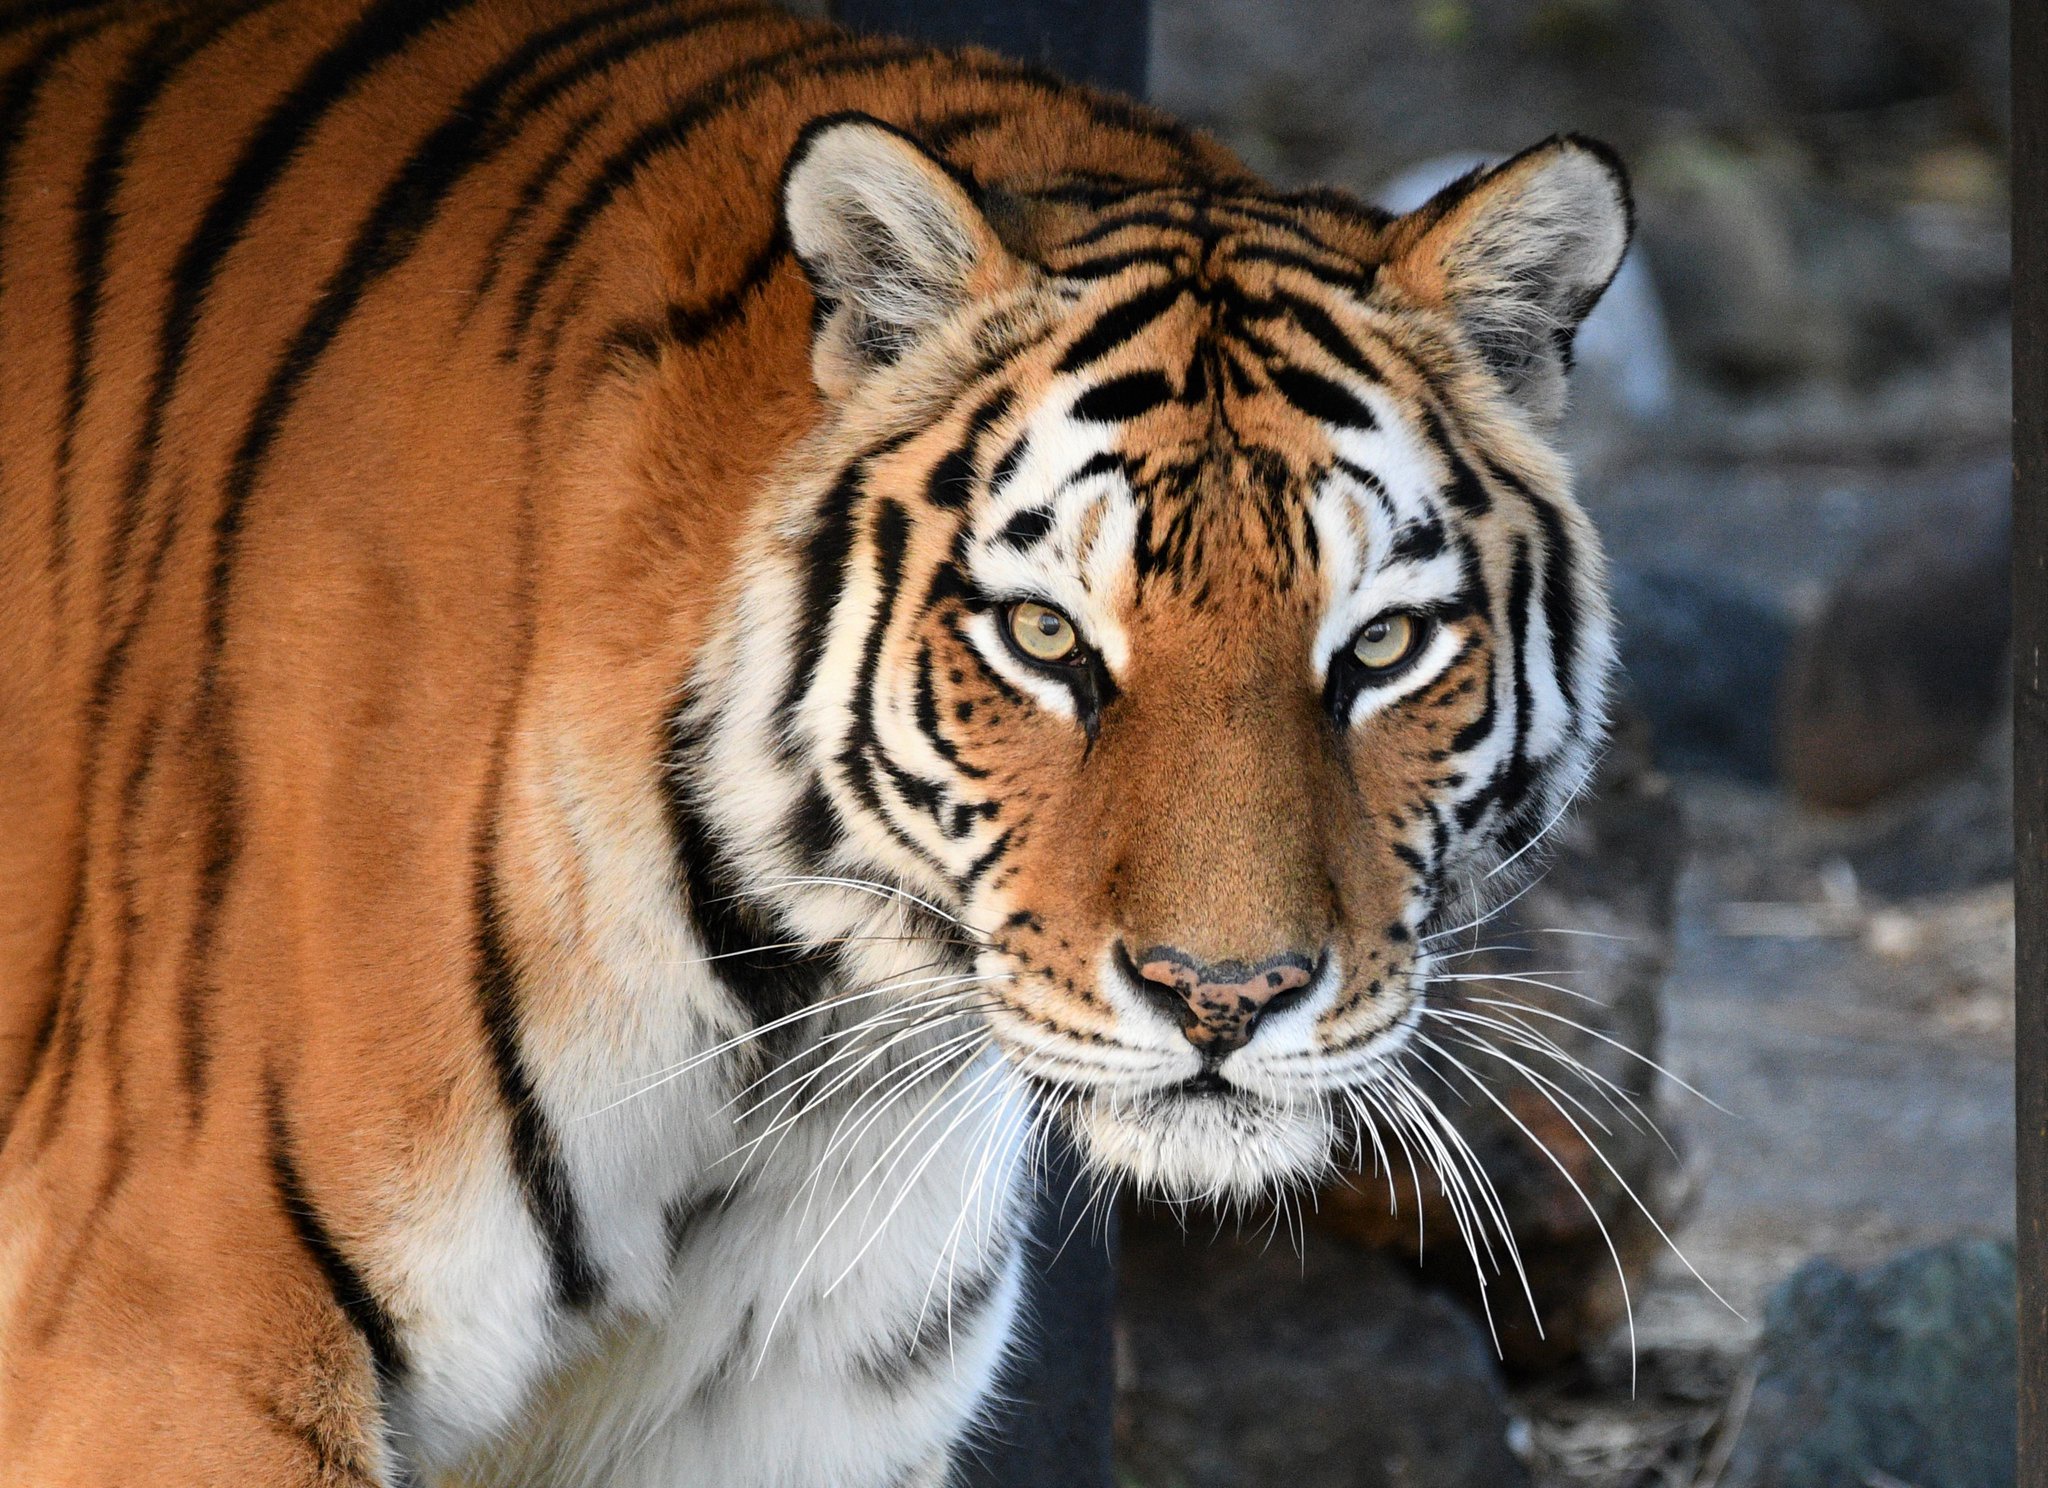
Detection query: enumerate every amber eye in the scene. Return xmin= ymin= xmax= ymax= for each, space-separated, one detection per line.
xmin=1006 ymin=600 xmax=1081 ymax=665
xmin=1351 ymin=612 xmax=1428 ymax=672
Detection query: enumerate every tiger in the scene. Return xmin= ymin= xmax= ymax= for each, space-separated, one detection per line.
xmin=0 ymin=0 xmax=1630 ymax=1481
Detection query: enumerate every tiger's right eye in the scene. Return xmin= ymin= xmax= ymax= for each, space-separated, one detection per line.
xmin=1006 ymin=601 xmax=1081 ymax=665
xmin=1351 ymin=611 xmax=1428 ymax=673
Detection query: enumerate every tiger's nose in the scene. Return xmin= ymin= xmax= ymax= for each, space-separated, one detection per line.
xmin=1118 ymin=943 xmax=1323 ymax=1056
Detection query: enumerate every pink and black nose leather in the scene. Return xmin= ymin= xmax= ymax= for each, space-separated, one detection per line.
xmin=1118 ymin=943 xmax=1322 ymax=1056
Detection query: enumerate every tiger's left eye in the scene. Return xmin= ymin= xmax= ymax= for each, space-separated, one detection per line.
xmin=1352 ymin=612 xmax=1429 ymax=672
xmin=1006 ymin=600 xmax=1081 ymax=664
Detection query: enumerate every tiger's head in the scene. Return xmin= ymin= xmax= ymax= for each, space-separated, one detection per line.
xmin=685 ymin=116 xmax=1628 ymax=1201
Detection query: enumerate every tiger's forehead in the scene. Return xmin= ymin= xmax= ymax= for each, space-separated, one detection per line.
xmin=955 ymin=242 xmax=1473 ymax=628
xmin=1012 ymin=182 xmax=1391 ymax=284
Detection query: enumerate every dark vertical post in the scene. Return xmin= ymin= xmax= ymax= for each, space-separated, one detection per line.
xmin=2016 ymin=0 xmax=2043 ymax=1470
xmin=820 ymin=12 xmax=1143 ymax=1484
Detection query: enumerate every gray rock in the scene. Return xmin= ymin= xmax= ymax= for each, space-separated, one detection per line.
xmin=1116 ymin=1225 xmax=1531 ymax=1488
xmin=1721 ymin=1238 xmax=2016 ymax=1488
xmin=1612 ymin=565 xmax=1792 ymax=781
xmin=1776 ymin=467 xmax=2011 ymax=810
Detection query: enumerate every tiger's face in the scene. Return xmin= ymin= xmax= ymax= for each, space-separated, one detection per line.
xmin=717 ymin=117 xmax=1627 ymax=1199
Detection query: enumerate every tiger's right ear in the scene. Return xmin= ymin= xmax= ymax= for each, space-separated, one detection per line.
xmin=782 ymin=114 xmax=1021 ymax=398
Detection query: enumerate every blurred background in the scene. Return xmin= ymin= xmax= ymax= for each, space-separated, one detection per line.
xmin=1109 ymin=3 xmax=2016 ymax=1486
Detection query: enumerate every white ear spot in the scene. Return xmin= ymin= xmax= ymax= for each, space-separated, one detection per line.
xmin=782 ymin=114 xmax=1013 ymax=395
xmin=1385 ymin=136 xmax=1632 ymax=424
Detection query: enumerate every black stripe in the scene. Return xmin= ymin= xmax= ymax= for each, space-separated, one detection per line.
xmin=912 ymin=646 xmax=988 ymax=780
xmin=588 ymin=238 xmax=786 ymax=376
xmin=995 ymin=504 xmax=1053 ymax=549
xmin=40 ymin=472 xmax=184 ymax=1149
xmin=1490 ymin=459 xmax=1582 ymax=714
xmin=0 ymin=18 xmax=121 ymax=618
xmin=1063 ymin=450 xmax=1126 ymax=490
xmin=475 ymin=836 xmax=603 ymax=1311
xmin=775 ymin=465 xmax=864 ymax=756
xmin=1417 ymin=408 xmax=1491 ymax=517
xmin=508 ymin=32 xmax=875 ymax=349
xmin=960 ymin=827 xmax=1014 ymax=894
xmin=1269 ymin=365 xmax=1374 ymax=429
xmin=472 ymin=99 xmax=604 ymax=306
xmin=40 ymin=699 xmax=166 ymax=1238
xmin=1053 ymin=279 xmax=1184 ymax=373
xmin=267 ymin=1075 xmax=406 ymax=1384
xmin=1497 ymin=538 xmax=1539 ymax=818
xmin=1389 ymin=517 xmax=1445 ymax=565
xmin=1527 ymin=490 xmax=1581 ymax=711
xmin=172 ymin=0 xmax=476 ymax=1114
xmin=838 ymin=499 xmax=935 ymax=859
xmin=645 ymin=235 xmax=785 ymax=353
xmin=1457 ymin=542 xmax=1538 ymax=835
xmin=0 ymin=16 xmax=116 ymax=316
xmin=925 ymin=386 xmax=1012 ymax=510
xmin=987 ymin=432 xmax=1027 ymax=492
xmin=664 ymin=707 xmax=833 ymax=1038
xmin=924 ymin=439 xmax=978 ymax=512
xmin=783 ymin=776 xmax=844 ymax=865
xmin=915 ymin=106 xmax=1002 ymax=151
xmin=1426 ymin=797 xmax=1451 ymax=875
xmin=1071 ymin=369 xmax=1173 ymax=424
xmin=470 ymin=2 xmax=780 ymax=304
xmin=1225 ymin=241 xmax=1371 ymax=288
xmin=1331 ymin=456 xmax=1395 ymax=522
xmin=1055 ymin=246 xmax=1188 ymax=280
xmin=1448 ymin=657 xmax=1498 ymax=755
xmin=106 ymin=0 xmax=473 ymax=601
xmin=53 ymin=3 xmax=262 ymax=577
xmin=1054 ymin=205 xmax=1198 ymax=254
xmin=1271 ymin=287 xmax=1381 ymax=380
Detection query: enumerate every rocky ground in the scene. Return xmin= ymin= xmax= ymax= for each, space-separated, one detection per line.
xmin=1511 ymin=765 xmax=2015 ymax=1488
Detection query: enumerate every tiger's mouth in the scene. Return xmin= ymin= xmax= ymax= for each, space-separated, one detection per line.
xmin=996 ymin=1041 xmax=1380 ymax=1201
xmin=1053 ymin=1074 xmax=1343 ymax=1199
xmin=970 ymin=961 xmax=1425 ymax=1203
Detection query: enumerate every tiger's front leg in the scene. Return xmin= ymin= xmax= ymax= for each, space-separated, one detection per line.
xmin=0 ymin=1148 xmax=403 ymax=1487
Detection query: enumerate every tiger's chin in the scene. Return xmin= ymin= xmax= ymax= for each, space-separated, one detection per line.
xmin=1059 ymin=1080 xmax=1338 ymax=1201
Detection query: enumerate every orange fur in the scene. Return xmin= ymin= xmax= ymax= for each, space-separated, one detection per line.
xmin=0 ymin=2 xmax=1621 ymax=1478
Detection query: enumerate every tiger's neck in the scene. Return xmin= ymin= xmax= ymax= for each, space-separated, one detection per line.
xmin=382 ymin=459 xmax=1033 ymax=1474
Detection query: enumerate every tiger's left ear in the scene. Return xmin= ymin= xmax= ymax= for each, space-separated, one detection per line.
xmin=782 ymin=114 xmax=1021 ymax=398
xmin=1380 ymin=135 xmax=1632 ymax=425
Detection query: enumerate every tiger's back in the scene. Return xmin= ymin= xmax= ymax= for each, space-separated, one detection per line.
xmin=0 ymin=2 xmax=1228 ymax=1476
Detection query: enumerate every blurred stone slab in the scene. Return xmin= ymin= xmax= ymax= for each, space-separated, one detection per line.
xmin=1116 ymin=1223 xmax=1530 ymax=1488
xmin=1612 ymin=565 xmax=1791 ymax=781
xmin=1313 ymin=710 xmax=1685 ymax=1370
xmin=1721 ymin=1238 xmax=2016 ymax=1488
xmin=1777 ymin=465 xmax=2011 ymax=810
